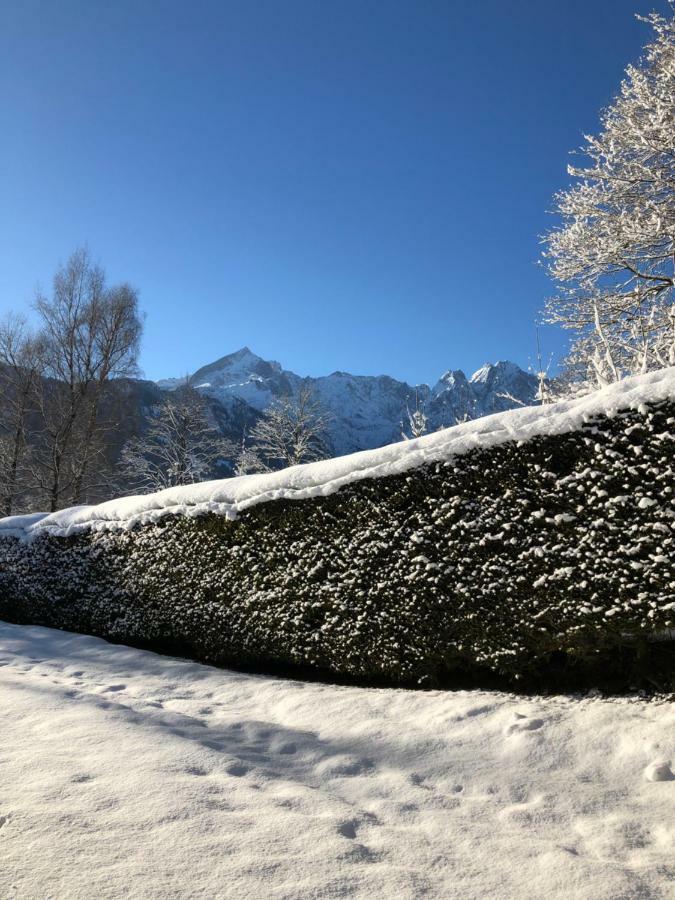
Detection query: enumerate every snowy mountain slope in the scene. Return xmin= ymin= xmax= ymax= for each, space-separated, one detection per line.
xmin=189 ymin=347 xmax=297 ymax=412
xmin=157 ymin=347 xmax=541 ymax=454
xmin=3 ymin=365 xmax=674 ymax=540
xmin=0 ymin=621 xmax=673 ymax=900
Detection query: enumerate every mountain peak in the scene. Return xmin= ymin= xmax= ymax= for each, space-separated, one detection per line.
xmin=469 ymin=360 xmax=523 ymax=384
xmin=203 ymin=346 xmax=261 ymax=368
xmin=189 ymin=347 xmax=283 ymax=385
xmin=436 ymin=368 xmax=469 ymax=384
xmin=229 ymin=345 xmax=255 ymax=359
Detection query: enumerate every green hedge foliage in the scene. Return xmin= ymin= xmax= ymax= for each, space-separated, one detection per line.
xmin=1 ymin=401 xmax=674 ymax=691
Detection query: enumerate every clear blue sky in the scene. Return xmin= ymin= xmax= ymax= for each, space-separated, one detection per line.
xmin=0 ymin=0 xmax=662 ymax=384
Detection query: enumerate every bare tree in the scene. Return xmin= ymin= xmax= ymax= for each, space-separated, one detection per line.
xmin=120 ymin=386 xmax=235 ymax=492
xmin=241 ymin=387 xmax=331 ymax=472
xmin=0 ymin=315 xmax=44 ymax=515
xmin=543 ymin=8 xmax=675 ymax=389
xmin=31 ymin=248 xmax=143 ymax=510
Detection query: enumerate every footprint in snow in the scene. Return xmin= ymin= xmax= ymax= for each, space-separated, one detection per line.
xmin=504 ymin=713 xmax=545 ymax=736
xmin=498 ymin=793 xmax=550 ymax=828
xmin=465 ymin=704 xmax=495 ymax=718
xmin=316 ymin=755 xmax=374 ymax=777
xmin=269 ymin=739 xmax=297 ymax=756
xmin=644 ymin=760 xmax=674 ymax=782
xmin=336 ymin=812 xmax=378 ymax=840
xmin=337 ymin=820 xmax=359 ymax=840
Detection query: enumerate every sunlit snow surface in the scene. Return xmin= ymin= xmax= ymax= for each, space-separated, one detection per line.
xmin=0 ymin=622 xmax=673 ymax=899
xmin=1 ymin=366 xmax=675 ymax=540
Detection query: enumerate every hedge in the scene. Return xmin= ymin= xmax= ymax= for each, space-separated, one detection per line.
xmin=1 ymin=400 xmax=674 ymax=691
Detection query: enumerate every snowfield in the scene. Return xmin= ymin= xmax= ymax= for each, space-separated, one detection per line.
xmin=0 ymin=622 xmax=673 ymax=899
xmin=2 ymin=365 xmax=674 ymax=541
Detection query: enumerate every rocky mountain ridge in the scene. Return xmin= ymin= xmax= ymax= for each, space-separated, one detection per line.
xmin=157 ymin=348 xmax=540 ymax=456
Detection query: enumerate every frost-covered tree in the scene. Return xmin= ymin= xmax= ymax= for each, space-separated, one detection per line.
xmin=120 ymin=386 xmax=235 ymax=492
xmin=543 ymin=8 xmax=675 ymax=388
xmin=242 ymin=387 xmax=331 ymax=472
xmin=533 ymin=330 xmax=555 ymax=405
xmin=234 ymin=431 xmax=269 ymax=476
xmin=401 ymin=391 xmax=428 ymax=440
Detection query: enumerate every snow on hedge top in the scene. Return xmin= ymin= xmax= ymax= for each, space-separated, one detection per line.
xmin=2 ymin=366 xmax=675 ymax=541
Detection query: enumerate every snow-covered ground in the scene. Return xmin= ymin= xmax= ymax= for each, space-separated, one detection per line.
xmin=0 ymin=621 xmax=673 ymax=899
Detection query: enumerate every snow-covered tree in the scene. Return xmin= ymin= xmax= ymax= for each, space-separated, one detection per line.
xmin=234 ymin=430 xmax=269 ymax=476
xmin=242 ymin=387 xmax=331 ymax=471
xmin=543 ymin=8 xmax=675 ymax=388
xmin=533 ymin=329 xmax=555 ymax=405
xmin=120 ymin=386 xmax=235 ymax=492
xmin=401 ymin=391 xmax=428 ymax=440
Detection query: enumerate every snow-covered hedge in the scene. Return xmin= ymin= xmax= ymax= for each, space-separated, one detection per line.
xmin=1 ymin=372 xmax=674 ymax=690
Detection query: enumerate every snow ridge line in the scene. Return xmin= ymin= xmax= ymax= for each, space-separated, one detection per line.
xmin=2 ymin=367 xmax=675 ymax=541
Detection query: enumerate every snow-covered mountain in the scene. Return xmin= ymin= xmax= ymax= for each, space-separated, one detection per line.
xmin=157 ymin=347 xmax=540 ymax=455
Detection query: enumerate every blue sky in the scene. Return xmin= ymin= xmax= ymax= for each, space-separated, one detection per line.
xmin=0 ymin=0 xmax=662 ymax=385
